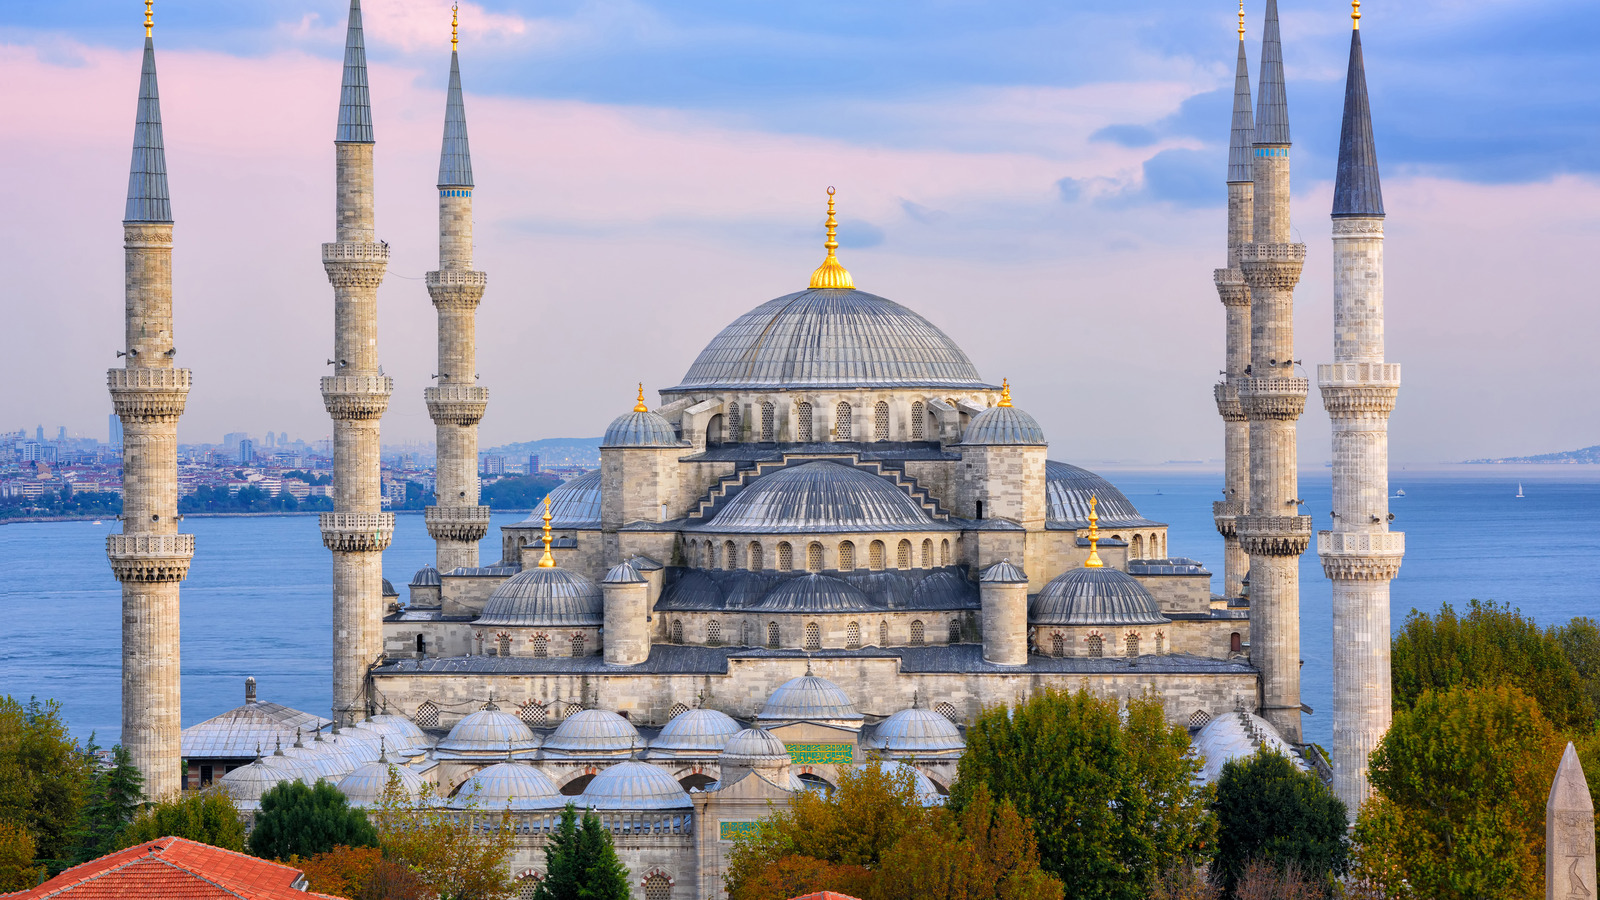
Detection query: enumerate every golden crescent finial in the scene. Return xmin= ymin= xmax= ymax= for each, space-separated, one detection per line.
xmin=1352 ymin=0 xmax=1360 ymax=28
xmin=538 ymin=495 xmax=556 ymax=568
xmin=808 ymin=187 xmax=855 ymax=290
xmin=1238 ymin=0 xmax=1245 ymax=39
xmin=145 ymin=0 xmax=154 ymax=37
xmin=452 ymin=2 xmax=459 ymax=50
xmin=634 ymin=383 xmax=648 ymax=413
xmin=1084 ymin=494 xmax=1104 ymax=568
xmin=998 ymin=379 xmax=1013 ymax=408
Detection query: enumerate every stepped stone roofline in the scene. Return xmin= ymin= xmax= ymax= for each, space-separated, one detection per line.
xmin=1332 ymin=28 xmax=1384 ymax=217
xmin=1227 ymin=38 xmax=1256 ymax=182
xmin=336 ymin=0 xmax=374 ymax=143
xmin=125 ymin=37 xmax=171 ymax=223
xmin=1254 ymin=0 xmax=1290 ymax=145
xmin=438 ymin=50 xmax=473 ymax=187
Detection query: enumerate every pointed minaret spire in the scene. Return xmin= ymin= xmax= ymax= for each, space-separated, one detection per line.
xmin=1255 ymin=0 xmax=1289 ymax=145
xmin=125 ymin=9 xmax=171 ymax=223
xmin=337 ymin=0 xmax=374 ymax=143
xmin=1332 ymin=19 xmax=1383 ymax=217
xmin=438 ymin=39 xmax=474 ymax=188
xmin=1227 ymin=10 xmax=1255 ymax=184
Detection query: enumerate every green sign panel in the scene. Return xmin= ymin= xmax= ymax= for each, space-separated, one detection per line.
xmin=720 ymin=821 xmax=759 ymax=842
xmin=785 ymin=743 xmax=854 ymax=765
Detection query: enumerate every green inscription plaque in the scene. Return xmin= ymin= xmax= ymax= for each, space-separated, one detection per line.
xmin=785 ymin=743 xmax=854 ymax=765
xmin=720 ymin=821 xmax=759 ymax=841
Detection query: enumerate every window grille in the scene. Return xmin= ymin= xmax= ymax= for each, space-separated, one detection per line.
xmin=897 ymin=540 xmax=911 ymax=569
xmin=1051 ymin=633 xmax=1065 ymax=657
xmin=644 ymin=875 xmax=672 ymax=900
xmin=498 ymin=634 xmax=511 ymax=657
xmin=707 ymin=620 xmax=723 ymax=645
xmin=724 ymin=540 xmax=737 ymax=571
xmin=805 ymin=622 xmax=821 ymax=651
xmin=517 ymin=876 xmax=543 ymax=900
xmin=778 ymin=542 xmax=793 ymax=571
xmin=668 ymin=703 xmax=689 ymax=720
xmin=533 ymin=634 xmax=549 ymax=657
xmin=947 ymin=619 xmax=961 ymax=644
xmin=761 ymin=402 xmax=775 ymax=441
xmin=749 ymin=543 xmax=763 ymax=571
xmin=921 ymin=539 xmax=933 ymax=568
xmin=911 ymin=401 xmax=924 ymax=439
xmin=846 ymin=622 xmax=860 ymax=649
xmin=519 ymin=701 xmax=547 ymax=727
xmin=935 ymin=701 xmax=959 ymax=723
xmin=838 ymin=541 xmax=856 ymax=570
xmin=807 ymin=542 xmax=822 ymax=572
xmin=571 ymin=634 xmax=585 ymax=657
xmin=874 ymin=401 xmax=889 ymax=441
xmin=1087 ymin=633 xmax=1103 ymax=658
xmin=416 ymin=701 xmax=439 ymax=729
xmin=797 ymin=402 xmax=813 ymax=442
xmin=1126 ymin=633 xmax=1140 ymax=657
xmin=1154 ymin=632 xmax=1166 ymax=655
xmin=910 ymin=620 xmax=925 ymax=646
xmin=671 ymin=620 xmax=683 ymax=645
xmin=879 ymin=620 xmax=889 ymax=645
xmin=1189 ymin=710 xmax=1213 ymax=730
xmin=868 ymin=541 xmax=884 ymax=571
xmin=940 ymin=540 xmax=950 ymax=566
xmin=767 ymin=622 xmax=780 ymax=649
xmin=727 ymin=402 xmax=741 ymax=442
xmin=835 ymin=402 xmax=852 ymax=440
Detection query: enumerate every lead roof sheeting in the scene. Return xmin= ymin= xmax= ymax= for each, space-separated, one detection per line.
xmin=654 ymin=566 xmax=977 ymax=613
xmin=692 ymin=460 xmax=950 ymax=534
xmin=1228 ymin=39 xmax=1256 ymax=182
xmin=181 ymin=702 xmax=332 ymax=759
xmin=474 ymin=567 xmax=603 ymax=627
xmin=336 ymin=0 xmax=374 ymax=143
xmin=1254 ymin=0 xmax=1290 ymax=145
xmin=750 ymin=574 xmax=881 ymax=612
xmin=1043 ymin=460 xmax=1159 ymax=528
xmin=437 ymin=51 xmax=474 ymax=187
xmin=1332 ymin=29 xmax=1384 ymax=217
xmin=961 ymin=406 xmax=1046 ymax=446
xmin=688 ymin=443 xmax=959 ymax=463
xmin=1030 ymin=567 xmax=1170 ymax=626
xmin=667 ymin=289 xmax=994 ymax=392
xmin=125 ymin=38 xmax=172 ymax=223
xmin=1126 ymin=558 xmax=1209 ymax=576
xmin=513 ymin=469 xmax=602 ymax=529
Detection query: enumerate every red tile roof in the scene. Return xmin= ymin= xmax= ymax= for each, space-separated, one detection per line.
xmin=7 ymin=837 xmax=342 ymax=900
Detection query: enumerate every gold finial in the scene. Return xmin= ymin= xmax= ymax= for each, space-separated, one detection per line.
xmin=452 ymin=3 xmax=459 ymax=50
xmin=1238 ymin=0 xmax=1245 ymax=40
xmin=537 ymin=496 xmax=556 ymax=568
xmin=808 ymin=187 xmax=855 ymax=290
xmin=145 ymin=0 xmax=153 ymax=37
xmin=633 ymin=383 xmax=648 ymax=413
xmin=1084 ymin=495 xmax=1104 ymax=568
xmin=998 ymin=379 xmax=1013 ymax=408
xmin=1351 ymin=0 xmax=1360 ymax=28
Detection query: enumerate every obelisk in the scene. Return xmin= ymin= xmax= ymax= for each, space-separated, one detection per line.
xmin=1548 ymin=742 xmax=1596 ymax=900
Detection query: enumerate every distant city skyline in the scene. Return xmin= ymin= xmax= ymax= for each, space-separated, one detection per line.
xmin=2 ymin=1 xmax=1596 ymax=463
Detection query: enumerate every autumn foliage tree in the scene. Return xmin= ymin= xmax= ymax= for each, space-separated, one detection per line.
xmin=0 ymin=821 xmax=45 ymax=892
xmin=371 ymin=769 xmax=516 ymax=900
xmin=0 ymin=697 xmax=94 ymax=867
xmin=292 ymin=844 xmax=429 ymax=900
xmin=118 ymin=790 xmax=247 ymax=852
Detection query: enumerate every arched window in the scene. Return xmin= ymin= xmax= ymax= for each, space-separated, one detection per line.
xmin=838 ymin=541 xmax=856 ymax=571
xmin=727 ymin=401 xmax=741 ymax=442
xmin=1154 ymin=631 xmax=1166 ymax=655
xmin=1230 ymin=632 xmax=1242 ymax=653
xmin=516 ymin=875 xmax=543 ymax=900
xmin=947 ymin=619 xmax=961 ymax=644
xmin=1132 ymin=535 xmax=1144 ymax=558
xmin=707 ymin=542 xmax=718 ymax=569
xmin=804 ymin=622 xmax=821 ymax=651
xmin=807 ymin=542 xmax=823 ymax=572
xmin=671 ymin=620 xmax=683 ymax=645
xmin=1087 ymin=633 xmax=1103 ymax=658
xmin=749 ymin=542 xmax=763 ymax=571
xmin=911 ymin=401 xmax=925 ymax=440
xmin=415 ymin=634 xmax=426 ymax=656
xmin=935 ymin=701 xmax=959 ymax=723
xmin=724 ymin=540 xmax=737 ymax=571
xmin=1051 ymin=633 xmax=1065 ymax=657
xmin=742 ymin=621 xmax=754 ymax=646
xmin=879 ymin=620 xmax=889 ymax=646
xmin=761 ymin=402 xmax=775 ymax=441
xmin=767 ymin=622 xmax=781 ymax=649
xmin=1190 ymin=710 xmax=1213 ymax=730
xmin=497 ymin=633 xmax=511 ymax=657
xmin=1126 ymin=632 xmax=1140 ymax=657
xmin=667 ymin=703 xmax=690 ymax=720
xmin=778 ymin=542 xmax=793 ymax=571
xmin=571 ymin=633 xmax=585 ymax=657
xmin=868 ymin=540 xmax=884 ymax=571
xmin=707 ymin=620 xmax=723 ymax=646
xmin=518 ymin=701 xmax=547 ymax=727
xmin=797 ymin=402 xmax=813 ymax=442
xmin=846 ymin=621 xmax=860 ymax=649
xmin=533 ymin=634 xmax=549 ymax=657
xmin=897 ymin=539 xmax=912 ymax=569
xmin=706 ymin=413 xmax=724 ymax=445
xmin=920 ymin=539 xmax=933 ymax=568
xmin=940 ymin=539 xmax=951 ymax=566
xmin=835 ymin=402 xmax=853 ymax=440
xmin=910 ymin=620 xmax=925 ymax=646
xmin=416 ymin=700 xmax=439 ymax=729
xmin=874 ymin=401 xmax=890 ymax=441
xmin=643 ymin=873 xmax=672 ymax=900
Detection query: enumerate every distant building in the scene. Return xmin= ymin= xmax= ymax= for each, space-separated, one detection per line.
xmin=481 ymin=454 xmax=505 ymax=475
xmin=238 ymin=439 xmax=255 ymax=464
xmin=108 ymin=413 xmax=123 ymax=449
xmin=222 ymin=431 xmax=248 ymax=453
xmin=528 ymin=454 xmax=540 ymax=474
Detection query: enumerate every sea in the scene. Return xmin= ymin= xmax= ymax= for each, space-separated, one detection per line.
xmin=3 ymin=467 xmax=1597 ymax=751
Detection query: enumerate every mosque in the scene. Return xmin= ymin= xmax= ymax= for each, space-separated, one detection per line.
xmin=103 ymin=0 xmax=1401 ymax=895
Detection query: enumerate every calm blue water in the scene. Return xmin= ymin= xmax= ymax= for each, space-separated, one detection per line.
xmin=2 ymin=470 xmax=1597 ymax=749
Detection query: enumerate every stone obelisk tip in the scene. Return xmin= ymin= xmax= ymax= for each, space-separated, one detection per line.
xmin=1547 ymin=742 xmax=1596 ymax=900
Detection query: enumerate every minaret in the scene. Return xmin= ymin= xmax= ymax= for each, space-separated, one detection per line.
xmin=1213 ymin=1 xmax=1254 ymax=600
xmin=107 ymin=0 xmax=193 ymax=797
xmin=424 ymin=5 xmax=490 ymax=572
xmin=320 ymin=0 xmax=393 ymax=725
xmin=1320 ymin=0 xmax=1403 ymax=817
xmin=1235 ymin=0 xmax=1310 ymax=743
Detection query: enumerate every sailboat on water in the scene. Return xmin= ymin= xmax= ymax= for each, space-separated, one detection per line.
xmin=1516 ymin=483 xmax=1525 ymax=498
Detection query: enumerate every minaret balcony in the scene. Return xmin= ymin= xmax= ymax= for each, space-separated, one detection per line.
xmin=321 ymin=375 xmax=394 ymax=421
xmin=108 ymin=367 xmax=191 ymax=422
xmin=107 ymin=532 xmax=195 ymax=583
xmin=1238 ymin=243 xmax=1306 ymax=288
xmin=1213 ymin=383 xmax=1244 ymax=421
xmin=424 ymin=385 xmax=490 ymax=426
xmin=1237 ymin=377 xmax=1308 ymax=420
xmin=1318 ymin=366 xmax=1399 ymax=419
xmin=425 ymin=270 xmax=488 ymax=288
xmin=1318 ymin=530 xmax=1404 ymax=580
xmin=1212 ymin=500 xmax=1244 ymax=538
xmin=1317 ymin=363 xmax=1400 ymax=387
xmin=1236 ymin=515 xmax=1312 ymax=557
xmin=320 ymin=512 xmax=396 ymax=553
xmin=322 ymin=242 xmax=390 ymax=263
xmin=425 ymin=505 xmax=491 ymax=543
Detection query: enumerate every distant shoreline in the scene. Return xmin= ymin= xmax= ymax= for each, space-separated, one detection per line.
xmin=0 ymin=508 xmax=538 ymax=527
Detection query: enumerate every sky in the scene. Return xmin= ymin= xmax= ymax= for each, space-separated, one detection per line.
xmin=2 ymin=0 xmax=1598 ymax=465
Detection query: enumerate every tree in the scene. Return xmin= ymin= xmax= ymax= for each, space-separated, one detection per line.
xmin=1211 ymin=749 xmax=1347 ymax=893
xmin=480 ymin=474 xmax=563 ymax=510
xmin=250 ymin=780 xmax=377 ymax=861
xmin=118 ymin=790 xmax=246 ymax=852
xmin=1391 ymin=600 xmax=1595 ymax=730
xmin=293 ymin=845 xmax=430 ymax=900
xmin=74 ymin=743 xmax=144 ymax=862
xmin=1350 ymin=684 xmax=1565 ymax=899
xmin=371 ymin=770 xmax=516 ymax=900
xmin=949 ymin=688 xmax=1213 ymax=900
xmin=0 ymin=821 xmax=44 ymax=892
xmin=534 ymin=804 xmax=630 ymax=900
xmin=874 ymin=784 xmax=1063 ymax=900
xmin=1556 ymin=616 xmax=1600 ymax=726
xmin=0 ymin=696 xmax=94 ymax=866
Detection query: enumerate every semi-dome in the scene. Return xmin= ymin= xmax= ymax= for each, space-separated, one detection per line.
xmin=435 ymin=709 xmax=540 ymax=758
xmin=1044 ymin=461 xmax=1158 ymax=528
xmin=962 ymin=398 xmax=1046 ymax=446
xmin=758 ymin=675 xmax=864 ymax=723
xmin=579 ymin=761 xmax=694 ymax=810
xmin=603 ymin=408 xmax=682 ymax=448
xmin=475 ymin=567 xmax=603 ymax=627
xmin=336 ymin=761 xmax=427 ymax=808
xmin=515 ymin=470 xmax=602 ymax=530
xmin=449 ymin=762 xmax=565 ymax=810
xmin=668 ymin=289 xmax=991 ymax=393
xmin=721 ymin=727 xmax=791 ymax=764
xmin=867 ymin=708 xmax=965 ymax=754
xmin=542 ymin=709 xmax=642 ymax=756
xmin=215 ymin=760 xmax=289 ymax=811
xmin=700 ymin=461 xmax=943 ymax=534
xmin=751 ymin=574 xmax=880 ymax=612
xmin=650 ymin=708 xmax=742 ymax=754
xmin=1030 ymin=567 xmax=1170 ymax=626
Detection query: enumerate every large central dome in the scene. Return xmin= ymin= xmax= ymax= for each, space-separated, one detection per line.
xmin=666 ymin=288 xmax=992 ymax=392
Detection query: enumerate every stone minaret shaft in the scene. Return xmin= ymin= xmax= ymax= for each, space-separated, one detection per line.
xmin=1213 ymin=27 xmax=1254 ymax=600
xmin=321 ymin=0 xmax=393 ymax=725
xmin=1236 ymin=0 xmax=1310 ymax=743
xmin=424 ymin=39 xmax=490 ymax=572
xmin=109 ymin=20 xmax=193 ymax=798
xmin=1320 ymin=18 xmax=1403 ymax=817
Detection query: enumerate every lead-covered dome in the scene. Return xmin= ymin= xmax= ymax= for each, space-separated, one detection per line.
xmin=1030 ymin=567 xmax=1170 ymax=626
xmin=1044 ymin=461 xmax=1157 ymax=528
xmin=515 ymin=470 xmax=602 ymax=530
xmin=722 ymin=727 xmax=791 ymax=764
xmin=435 ymin=709 xmax=540 ymax=759
xmin=751 ymin=574 xmax=880 ymax=612
xmin=667 ymin=289 xmax=992 ymax=392
xmin=542 ymin=709 xmax=642 ymax=756
xmin=963 ymin=404 xmax=1046 ymax=446
xmin=449 ymin=762 xmax=565 ymax=810
xmin=475 ymin=567 xmax=603 ymax=627
xmin=758 ymin=675 xmax=864 ymax=724
xmin=650 ymin=708 xmax=742 ymax=754
xmin=701 ymin=461 xmax=942 ymax=534
xmin=215 ymin=760 xmax=289 ymax=811
xmin=336 ymin=761 xmax=427 ymax=808
xmin=603 ymin=409 xmax=682 ymax=448
xmin=867 ymin=708 xmax=965 ymax=754
xmin=580 ymin=761 xmax=694 ymax=810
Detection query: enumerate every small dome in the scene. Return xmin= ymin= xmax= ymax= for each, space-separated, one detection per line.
xmin=436 ymin=709 xmax=540 ymax=758
xmin=336 ymin=761 xmax=428 ymax=808
xmin=1191 ymin=711 xmax=1307 ymax=784
xmin=751 ymin=574 xmax=880 ymax=612
xmin=260 ymin=753 xmax=323 ymax=785
xmin=363 ymin=714 xmax=429 ymax=751
xmin=962 ymin=405 xmax=1045 ymax=446
xmin=280 ymin=744 xmax=354 ymax=779
xmin=856 ymin=760 xmax=943 ymax=805
xmin=515 ymin=470 xmax=603 ymax=530
xmin=651 ymin=709 xmax=742 ymax=754
xmin=215 ymin=760 xmax=290 ymax=810
xmin=580 ymin=761 xmax=693 ymax=810
xmin=867 ymin=708 xmax=965 ymax=754
xmin=542 ymin=709 xmax=642 ymax=756
xmin=303 ymin=736 xmax=365 ymax=773
xmin=603 ymin=409 xmax=682 ymax=448
xmin=1044 ymin=461 xmax=1156 ymax=528
xmin=758 ymin=675 xmax=864 ymax=723
xmin=382 ymin=578 xmax=399 ymax=598
xmin=322 ymin=730 xmax=382 ymax=763
xmin=450 ymin=762 xmax=565 ymax=810
xmin=701 ymin=461 xmax=942 ymax=534
xmin=604 ymin=561 xmax=645 ymax=584
xmin=410 ymin=565 xmax=441 ymax=587
xmin=475 ymin=567 xmax=603 ymax=627
xmin=721 ymin=727 xmax=791 ymax=764
xmin=980 ymin=559 xmax=1028 ymax=584
xmin=1030 ymin=567 xmax=1170 ymax=626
